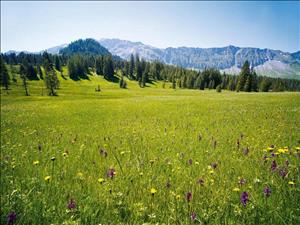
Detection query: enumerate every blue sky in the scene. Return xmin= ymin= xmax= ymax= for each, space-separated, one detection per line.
xmin=1 ymin=1 xmax=299 ymax=53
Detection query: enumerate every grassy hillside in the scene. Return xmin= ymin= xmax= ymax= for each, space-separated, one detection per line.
xmin=1 ymin=68 xmax=300 ymax=224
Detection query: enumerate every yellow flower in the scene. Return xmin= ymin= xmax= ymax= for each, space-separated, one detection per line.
xmin=150 ymin=188 xmax=157 ymax=195
xmin=33 ymin=160 xmax=39 ymax=165
xmin=139 ymin=172 xmax=143 ymax=176
xmin=233 ymin=187 xmax=240 ymax=192
xmin=176 ymin=194 xmax=181 ymax=200
xmin=120 ymin=151 xmax=125 ymax=155
xmin=195 ymin=161 xmax=199 ymax=165
xmin=62 ymin=152 xmax=68 ymax=157
xmin=98 ymin=178 xmax=105 ymax=184
xmin=77 ymin=172 xmax=84 ymax=180
xmin=44 ymin=176 xmax=51 ymax=182
xmin=288 ymin=181 xmax=295 ymax=185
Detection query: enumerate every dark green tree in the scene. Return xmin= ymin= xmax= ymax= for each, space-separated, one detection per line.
xmin=237 ymin=60 xmax=250 ymax=91
xmin=0 ymin=57 xmax=10 ymax=90
xmin=20 ymin=64 xmax=29 ymax=96
xmin=103 ymin=55 xmax=114 ymax=80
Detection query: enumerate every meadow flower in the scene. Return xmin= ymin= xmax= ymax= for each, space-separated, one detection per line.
xmin=166 ymin=180 xmax=171 ymax=189
xmin=188 ymin=159 xmax=193 ymax=165
xmin=240 ymin=191 xmax=249 ymax=206
xmin=150 ymin=188 xmax=157 ymax=195
xmin=197 ymin=178 xmax=204 ymax=186
xmin=285 ymin=160 xmax=289 ymax=166
xmin=63 ymin=152 xmax=68 ymax=157
xmin=51 ymin=157 xmax=56 ymax=161
xmin=98 ymin=178 xmax=105 ymax=184
xmin=243 ymin=147 xmax=249 ymax=155
xmin=186 ymin=192 xmax=192 ymax=202
xmin=67 ymin=199 xmax=76 ymax=210
xmin=99 ymin=148 xmax=108 ymax=158
xmin=191 ymin=212 xmax=196 ymax=221
xmin=239 ymin=178 xmax=246 ymax=186
xmin=279 ymin=168 xmax=288 ymax=178
xmin=271 ymin=160 xmax=277 ymax=171
xmin=120 ymin=151 xmax=125 ymax=156
xmin=7 ymin=211 xmax=16 ymax=225
xmin=233 ymin=187 xmax=240 ymax=192
xmin=263 ymin=186 xmax=271 ymax=198
xmin=44 ymin=176 xmax=51 ymax=182
xmin=211 ymin=162 xmax=217 ymax=169
xmin=33 ymin=160 xmax=39 ymax=165
xmin=107 ymin=168 xmax=116 ymax=179
xmin=288 ymin=181 xmax=295 ymax=185
xmin=176 ymin=194 xmax=181 ymax=200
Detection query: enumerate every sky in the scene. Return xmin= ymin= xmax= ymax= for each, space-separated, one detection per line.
xmin=1 ymin=1 xmax=299 ymax=53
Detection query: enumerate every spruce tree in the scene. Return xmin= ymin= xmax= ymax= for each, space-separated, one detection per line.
xmin=103 ymin=55 xmax=114 ymax=80
xmin=0 ymin=57 xmax=10 ymax=90
xmin=237 ymin=60 xmax=250 ymax=91
xmin=55 ymin=56 xmax=61 ymax=71
xmin=20 ymin=64 xmax=29 ymax=96
xmin=129 ymin=54 xmax=134 ymax=79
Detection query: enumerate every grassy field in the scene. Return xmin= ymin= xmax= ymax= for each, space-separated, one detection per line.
xmin=1 ymin=70 xmax=300 ymax=224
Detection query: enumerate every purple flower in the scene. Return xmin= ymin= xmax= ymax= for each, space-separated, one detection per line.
xmin=191 ymin=211 xmax=196 ymax=221
xmin=67 ymin=199 xmax=76 ymax=210
xmin=279 ymin=168 xmax=288 ymax=178
xmin=166 ymin=180 xmax=171 ymax=189
xmin=263 ymin=187 xmax=271 ymax=198
xmin=186 ymin=192 xmax=192 ymax=202
xmin=239 ymin=178 xmax=246 ymax=186
xmin=99 ymin=148 xmax=108 ymax=158
xmin=107 ymin=168 xmax=116 ymax=179
xmin=285 ymin=160 xmax=289 ymax=166
xmin=243 ymin=147 xmax=249 ymax=155
xmin=188 ymin=159 xmax=193 ymax=165
xmin=270 ymin=152 xmax=275 ymax=157
xmin=240 ymin=191 xmax=249 ymax=206
xmin=197 ymin=178 xmax=205 ymax=186
xmin=211 ymin=162 xmax=218 ymax=169
xmin=7 ymin=211 xmax=16 ymax=225
xmin=271 ymin=160 xmax=277 ymax=171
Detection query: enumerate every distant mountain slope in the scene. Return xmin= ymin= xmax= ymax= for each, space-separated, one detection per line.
xmin=59 ymin=38 xmax=111 ymax=56
xmin=99 ymin=38 xmax=300 ymax=79
xmin=4 ymin=38 xmax=300 ymax=79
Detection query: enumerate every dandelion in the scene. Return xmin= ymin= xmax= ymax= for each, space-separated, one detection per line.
xmin=77 ymin=172 xmax=84 ymax=180
xmin=150 ymin=188 xmax=157 ymax=196
xmin=176 ymin=194 xmax=181 ymax=200
xmin=263 ymin=186 xmax=271 ymax=198
xmin=33 ymin=160 xmax=39 ymax=165
xmin=44 ymin=176 xmax=51 ymax=182
xmin=98 ymin=178 xmax=105 ymax=184
xmin=271 ymin=160 xmax=277 ymax=171
xmin=63 ymin=152 xmax=68 ymax=157
xmin=7 ymin=211 xmax=16 ymax=225
xmin=233 ymin=187 xmax=240 ymax=192
xmin=240 ymin=191 xmax=249 ymax=206
xmin=120 ymin=151 xmax=125 ymax=156
xmin=107 ymin=168 xmax=116 ymax=179
xmin=288 ymin=181 xmax=295 ymax=185
xmin=186 ymin=192 xmax=192 ymax=202
xmin=191 ymin=212 xmax=197 ymax=221
xmin=67 ymin=199 xmax=76 ymax=210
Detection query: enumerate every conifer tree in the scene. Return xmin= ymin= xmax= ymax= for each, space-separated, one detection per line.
xmin=20 ymin=64 xmax=29 ymax=96
xmin=0 ymin=57 xmax=10 ymax=90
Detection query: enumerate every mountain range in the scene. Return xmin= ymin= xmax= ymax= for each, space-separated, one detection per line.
xmin=5 ymin=38 xmax=300 ymax=79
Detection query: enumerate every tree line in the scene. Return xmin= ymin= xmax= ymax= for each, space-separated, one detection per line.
xmin=1 ymin=52 xmax=300 ymax=96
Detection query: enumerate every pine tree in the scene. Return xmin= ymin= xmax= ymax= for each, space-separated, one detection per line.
xmin=95 ymin=56 xmax=103 ymax=75
xmin=129 ymin=54 xmax=134 ymax=79
xmin=37 ymin=65 xmax=43 ymax=79
xmin=44 ymin=68 xmax=59 ymax=96
xmin=103 ymin=55 xmax=114 ymax=80
xmin=172 ymin=76 xmax=176 ymax=89
xmin=55 ymin=56 xmax=61 ymax=71
xmin=237 ymin=60 xmax=250 ymax=91
xmin=20 ymin=64 xmax=29 ymax=96
xmin=0 ymin=57 xmax=10 ymax=90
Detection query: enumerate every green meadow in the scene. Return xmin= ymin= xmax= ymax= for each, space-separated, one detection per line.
xmin=1 ymin=70 xmax=300 ymax=224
